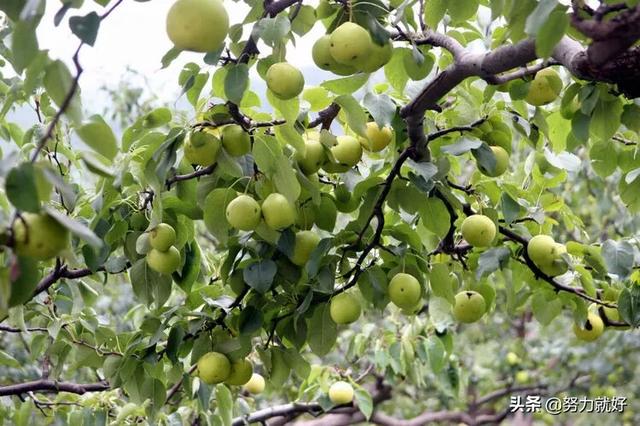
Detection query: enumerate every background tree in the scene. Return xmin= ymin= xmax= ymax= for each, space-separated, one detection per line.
xmin=1 ymin=0 xmax=640 ymax=425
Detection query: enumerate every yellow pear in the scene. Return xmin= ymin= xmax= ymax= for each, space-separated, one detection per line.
xmin=166 ymin=0 xmax=229 ymax=53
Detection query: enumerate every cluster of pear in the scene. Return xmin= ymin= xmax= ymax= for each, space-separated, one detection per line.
xmin=184 ymin=125 xmax=251 ymax=167
xmin=197 ymin=351 xmax=264 ymax=392
xmin=12 ymin=213 xmax=69 ymax=260
xmin=472 ymin=117 xmax=511 ymax=177
xmin=527 ymin=235 xmax=568 ymax=277
xmin=166 ymin=0 xmax=229 ymax=53
xmin=146 ymin=223 xmax=181 ymax=275
xmin=312 ymin=22 xmax=392 ymax=75
xmin=296 ymin=122 xmax=393 ymax=177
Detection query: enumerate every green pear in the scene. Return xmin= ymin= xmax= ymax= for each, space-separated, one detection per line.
xmin=262 ymin=193 xmax=296 ymax=230
xmin=166 ymin=0 xmax=229 ymax=53
xmin=197 ymin=352 xmax=231 ymax=384
xmin=453 ymin=291 xmax=486 ymax=323
xmin=358 ymin=40 xmax=393 ymax=73
xmin=329 ymin=22 xmax=372 ymax=66
xmin=312 ymin=35 xmax=357 ymax=75
xmin=388 ymin=273 xmax=422 ymax=309
xmin=525 ymin=68 xmax=563 ymax=106
xmin=148 ymin=223 xmax=176 ymax=251
xmin=13 ymin=213 xmax=69 ymax=260
xmin=184 ymin=129 xmax=221 ymax=166
xmin=146 ymin=247 xmax=181 ymax=275
xmin=226 ymin=194 xmax=262 ymax=231
xmin=291 ymin=230 xmax=321 ymax=266
xmin=224 ymin=359 xmax=253 ymax=386
xmin=573 ymin=312 xmax=604 ymax=341
xmin=359 ymin=122 xmax=393 ymax=152
xmin=244 ymin=373 xmax=265 ymax=394
xmin=296 ymin=138 xmax=326 ymax=175
xmin=328 ymin=381 xmax=354 ymax=405
xmin=460 ymin=215 xmax=496 ymax=247
xmin=478 ymin=145 xmax=509 ymax=177
xmin=330 ymin=293 xmax=362 ymax=324
xmin=266 ymin=62 xmax=305 ymax=100
xmin=221 ymin=124 xmax=251 ymax=157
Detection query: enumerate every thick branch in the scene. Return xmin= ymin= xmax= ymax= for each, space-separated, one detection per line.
xmin=0 ymin=380 xmax=109 ymax=397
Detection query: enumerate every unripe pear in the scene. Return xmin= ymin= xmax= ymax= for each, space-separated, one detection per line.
xmin=325 ymin=135 xmax=362 ymax=172
xmin=221 ymin=125 xmax=251 ymax=157
xmin=525 ymin=68 xmax=563 ymax=106
xmin=312 ymin=35 xmax=357 ymax=75
xmin=184 ymin=130 xmax=221 ymax=166
xmin=359 ymin=122 xmax=393 ymax=152
xmin=262 ymin=193 xmax=296 ymax=230
xmin=226 ymin=194 xmax=261 ymax=231
xmin=224 ymin=359 xmax=253 ymax=386
xmin=328 ymin=381 xmax=354 ymax=405
xmin=573 ymin=312 xmax=604 ymax=341
xmin=330 ymin=293 xmax=362 ymax=324
xmin=527 ymin=235 xmax=568 ymax=276
xmin=148 ymin=223 xmax=176 ymax=251
xmin=146 ymin=246 xmax=181 ymax=275
xmin=460 ymin=215 xmax=496 ymax=247
xmin=515 ymin=371 xmax=529 ymax=384
xmin=266 ymin=62 xmax=305 ymax=100
xmin=291 ymin=230 xmax=321 ymax=266
xmin=358 ymin=41 xmax=393 ymax=73
xmin=244 ymin=373 xmax=265 ymax=394
xmin=506 ymin=352 xmax=520 ymax=365
xmin=453 ymin=291 xmax=486 ymax=323
xmin=296 ymin=138 xmax=326 ymax=175
xmin=478 ymin=146 xmax=509 ymax=177
xmin=13 ymin=213 xmax=69 ymax=260
xmin=329 ymin=22 xmax=372 ymax=66
xmin=166 ymin=0 xmax=229 ymax=53
xmin=197 ymin=352 xmax=231 ymax=384
xmin=388 ymin=273 xmax=422 ymax=309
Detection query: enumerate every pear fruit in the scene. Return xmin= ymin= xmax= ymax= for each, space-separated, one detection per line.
xmin=359 ymin=41 xmax=393 ymax=73
xmin=148 ymin=223 xmax=176 ymax=252
xmin=262 ymin=193 xmax=296 ymax=230
xmin=224 ymin=359 xmax=253 ymax=386
xmin=244 ymin=373 xmax=265 ymax=394
xmin=328 ymin=381 xmax=354 ymax=405
xmin=146 ymin=247 xmax=181 ymax=275
xmin=312 ymin=35 xmax=357 ymax=75
xmin=525 ymin=68 xmax=563 ymax=106
xmin=388 ymin=273 xmax=422 ymax=309
xmin=197 ymin=352 xmax=231 ymax=384
xmin=329 ymin=22 xmax=372 ymax=66
xmin=221 ymin=125 xmax=251 ymax=157
xmin=296 ymin=138 xmax=326 ymax=175
xmin=460 ymin=215 xmax=496 ymax=247
xmin=324 ymin=135 xmax=362 ymax=172
xmin=453 ymin=291 xmax=486 ymax=323
xmin=478 ymin=146 xmax=509 ymax=177
xmin=226 ymin=194 xmax=261 ymax=231
xmin=291 ymin=230 xmax=321 ymax=266
xmin=184 ymin=130 xmax=221 ymax=166
xmin=166 ymin=0 xmax=229 ymax=53
xmin=266 ymin=62 xmax=305 ymax=100
xmin=13 ymin=213 xmax=69 ymax=260
xmin=330 ymin=293 xmax=362 ymax=324
xmin=359 ymin=122 xmax=393 ymax=152
xmin=573 ymin=312 xmax=604 ymax=341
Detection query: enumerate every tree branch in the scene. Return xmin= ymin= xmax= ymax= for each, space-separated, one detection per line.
xmin=0 ymin=380 xmax=109 ymax=397
xmin=166 ymin=164 xmax=217 ymax=189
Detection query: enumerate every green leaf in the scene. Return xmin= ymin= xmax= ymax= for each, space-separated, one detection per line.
xmin=43 ymin=60 xmax=83 ymax=124
xmin=45 ymin=207 xmax=103 ymax=249
xmin=274 ymin=124 xmax=304 ymax=153
xmin=11 ymin=20 xmax=39 ymax=73
xmin=590 ymin=141 xmax=618 ymax=178
xmin=8 ymin=256 xmax=41 ymax=307
xmin=440 ymin=137 xmax=482 ymax=155
xmin=447 ymin=0 xmax=478 ymax=23
xmin=525 ymin=0 xmax=559 ymax=35
xmin=334 ymin=95 xmax=367 ymax=137
xmin=203 ymin=188 xmax=236 ymax=245
xmin=475 ymin=247 xmax=511 ymax=279
xmin=216 ymin=385 xmax=233 ymax=426
xmin=307 ymin=303 xmax=337 ymax=356
xmin=384 ymin=48 xmax=409 ymax=93
xmin=238 ymin=306 xmax=263 ymax=334
xmin=425 ymin=0 xmax=447 ymax=28
xmin=6 ymin=163 xmax=40 ymax=212
xmin=417 ymin=197 xmax=450 ymax=238
xmin=243 ymin=259 xmax=277 ymax=293
xmin=76 ymin=115 xmax=118 ymax=160
xmin=531 ymin=290 xmax=562 ymax=325
xmin=535 ymin=8 xmax=568 ymax=58
xmin=590 ymin=97 xmax=622 ymax=142
xmin=224 ymin=63 xmax=249 ymax=104
xmin=429 ymin=263 xmax=455 ymax=305
xmin=69 ymin=12 xmax=100 ymax=46
xmin=0 ymin=350 xmax=20 ymax=368
xmin=363 ymin=92 xmax=396 ymax=127
xmin=425 ymin=335 xmax=445 ymax=373
xmin=618 ymin=286 xmax=640 ymax=328
xmin=354 ymin=387 xmax=373 ymax=419
xmin=601 ymin=240 xmax=634 ymax=279
xmin=129 ymin=258 xmax=172 ymax=305
xmin=320 ymin=74 xmax=369 ymax=95
xmin=256 ymin=14 xmax=291 ymax=47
